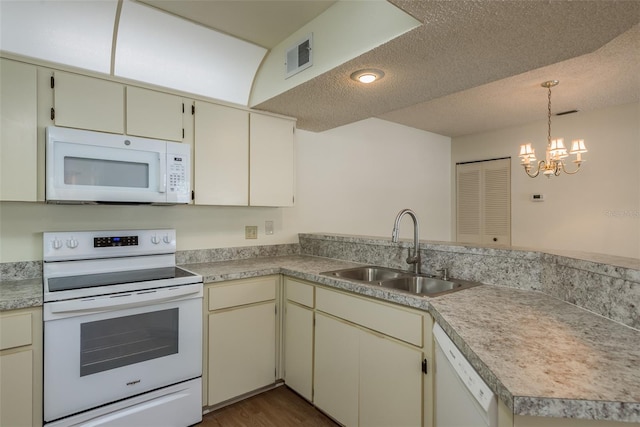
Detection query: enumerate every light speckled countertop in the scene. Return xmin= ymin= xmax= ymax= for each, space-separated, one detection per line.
xmin=2 ymin=255 xmax=639 ymax=423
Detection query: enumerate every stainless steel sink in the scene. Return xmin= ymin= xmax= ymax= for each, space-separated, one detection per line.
xmin=321 ymin=266 xmax=480 ymax=297
xmin=380 ymin=276 xmax=462 ymax=295
xmin=322 ymin=266 xmax=408 ymax=282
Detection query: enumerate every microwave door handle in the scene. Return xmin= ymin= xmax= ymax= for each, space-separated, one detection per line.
xmin=158 ymin=153 xmax=166 ymax=193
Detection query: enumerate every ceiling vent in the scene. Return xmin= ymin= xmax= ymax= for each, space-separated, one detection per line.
xmin=285 ymin=33 xmax=313 ymax=79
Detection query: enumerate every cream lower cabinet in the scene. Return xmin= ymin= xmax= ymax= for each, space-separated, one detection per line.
xmin=0 ymin=307 xmax=43 ymax=427
xmin=314 ymin=287 xmax=426 ymax=427
xmin=283 ymin=278 xmax=314 ymax=401
xmin=205 ymin=276 xmax=278 ymax=406
xmin=359 ymin=330 xmax=423 ymax=427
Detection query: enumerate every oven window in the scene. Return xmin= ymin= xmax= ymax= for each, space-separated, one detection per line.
xmin=64 ymin=156 xmax=149 ymax=188
xmin=80 ymin=308 xmax=178 ymax=377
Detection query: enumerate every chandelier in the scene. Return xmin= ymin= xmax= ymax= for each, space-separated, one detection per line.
xmin=519 ymin=80 xmax=587 ymax=178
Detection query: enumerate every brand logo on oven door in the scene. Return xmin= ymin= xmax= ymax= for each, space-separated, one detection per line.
xmin=126 ymin=379 xmax=141 ymax=386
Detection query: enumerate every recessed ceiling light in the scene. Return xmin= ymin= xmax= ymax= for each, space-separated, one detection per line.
xmin=350 ymin=68 xmax=385 ymax=84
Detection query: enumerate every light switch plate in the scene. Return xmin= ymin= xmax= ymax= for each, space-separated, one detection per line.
xmin=265 ymin=220 xmax=274 ymax=235
xmin=245 ymin=226 xmax=258 ymax=239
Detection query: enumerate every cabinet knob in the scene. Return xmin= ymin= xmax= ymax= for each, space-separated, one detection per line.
xmin=493 ymin=237 xmax=498 ymax=242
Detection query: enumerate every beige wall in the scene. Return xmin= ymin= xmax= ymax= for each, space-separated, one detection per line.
xmin=452 ymin=102 xmax=640 ymax=259
xmin=0 ymin=118 xmax=452 ymax=262
xmin=286 ymin=118 xmax=452 ymax=241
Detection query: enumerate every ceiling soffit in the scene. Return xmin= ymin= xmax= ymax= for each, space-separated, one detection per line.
xmin=253 ymin=1 xmax=640 ymax=134
xmin=137 ymin=0 xmax=336 ymax=49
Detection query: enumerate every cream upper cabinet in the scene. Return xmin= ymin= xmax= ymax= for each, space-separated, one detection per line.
xmin=193 ymin=101 xmax=249 ymax=205
xmin=52 ymin=71 xmax=124 ymax=134
xmin=0 ymin=59 xmax=38 ymax=201
xmin=193 ymin=105 xmax=295 ymax=207
xmin=0 ymin=307 xmax=43 ymax=427
xmin=283 ymin=278 xmax=315 ymax=401
xmin=126 ymin=87 xmax=183 ymax=141
xmin=249 ymin=113 xmax=295 ymax=207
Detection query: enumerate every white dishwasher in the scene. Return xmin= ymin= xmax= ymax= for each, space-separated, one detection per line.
xmin=433 ymin=323 xmax=497 ymax=427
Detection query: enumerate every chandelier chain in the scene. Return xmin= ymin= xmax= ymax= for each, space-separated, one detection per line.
xmin=547 ymin=85 xmax=552 ymax=145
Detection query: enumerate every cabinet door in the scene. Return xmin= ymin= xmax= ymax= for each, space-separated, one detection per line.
xmin=0 ymin=59 xmax=37 ymax=201
xmin=194 ymin=102 xmax=249 ymax=205
xmin=360 ymin=331 xmax=423 ymax=427
xmin=284 ymin=301 xmax=313 ymax=401
xmin=249 ymin=113 xmax=295 ymax=207
xmin=208 ymin=302 xmax=276 ymax=405
xmin=53 ymin=71 xmax=124 ymax=134
xmin=314 ymin=313 xmax=359 ymax=427
xmin=0 ymin=350 xmax=33 ymax=427
xmin=126 ymin=86 xmax=183 ymax=141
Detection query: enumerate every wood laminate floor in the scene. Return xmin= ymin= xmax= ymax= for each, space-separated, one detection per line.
xmin=197 ymin=386 xmax=339 ymax=427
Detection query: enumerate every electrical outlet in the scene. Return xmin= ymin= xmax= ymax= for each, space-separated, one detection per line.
xmin=245 ymin=226 xmax=258 ymax=239
xmin=265 ymin=220 xmax=274 ymax=235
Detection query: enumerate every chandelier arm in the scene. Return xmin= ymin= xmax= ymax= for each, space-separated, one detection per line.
xmin=522 ymin=160 xmax=545 ymax=178
xmin=559 ymin=161 xmax=582 ymax=175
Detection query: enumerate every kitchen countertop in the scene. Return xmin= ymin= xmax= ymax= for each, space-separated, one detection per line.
xmin=0 ymin=278 xmax=43 ymax=311
xmin=2 ymin=254 xmax=638 ymax=423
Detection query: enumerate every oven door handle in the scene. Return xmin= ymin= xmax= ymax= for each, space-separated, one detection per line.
xmin=45 ymin=284 xmax=202 ymax=319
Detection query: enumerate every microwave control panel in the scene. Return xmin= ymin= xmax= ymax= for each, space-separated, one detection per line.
xmin=166 ymin=150 xmax=190 ymax=203
xmin=169 ymin=156 xmax=187 ymax=192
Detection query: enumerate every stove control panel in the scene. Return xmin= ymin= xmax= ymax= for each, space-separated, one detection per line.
xmin=43 ymin=229 xmax=176 ymax=261
xmin=94 ymin=235 xmax=139 ymax=248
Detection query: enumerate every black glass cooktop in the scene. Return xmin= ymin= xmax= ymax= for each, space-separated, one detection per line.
xmin=48 ymin=267 xmax=198 ymax=292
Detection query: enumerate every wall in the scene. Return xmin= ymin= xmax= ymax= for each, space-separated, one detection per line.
xmin=285 ymin=118 xmax=452 ymax=242
xmin=0 ymin=118 xmax=452 ymax=262
xmin=452 ymin=102 xmax=640 ymax=259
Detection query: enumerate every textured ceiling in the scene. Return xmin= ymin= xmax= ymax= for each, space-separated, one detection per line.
xmin=253 ymin=1 xmax=640 ymax=136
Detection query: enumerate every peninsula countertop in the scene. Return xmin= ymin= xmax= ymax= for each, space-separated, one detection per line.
xmin=2 ymin=254 xmax=638 ymax=423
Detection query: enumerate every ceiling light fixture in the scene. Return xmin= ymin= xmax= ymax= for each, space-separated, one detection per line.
xmin=519 ymin=80 xmax=587 ymax=178
xmin=350 ymin=68 xmax=385 ymax=84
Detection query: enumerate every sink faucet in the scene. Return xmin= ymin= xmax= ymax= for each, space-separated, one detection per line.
xmin=391 ymin=208 xmax=421 ymax=274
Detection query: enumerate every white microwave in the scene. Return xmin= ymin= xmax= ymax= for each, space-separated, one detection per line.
xmin=46 ymin=126 xmax=191 ymax=204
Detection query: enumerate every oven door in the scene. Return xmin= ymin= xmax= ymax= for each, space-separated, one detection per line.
xmin=43 ymin=283 xmax=202 ymax=423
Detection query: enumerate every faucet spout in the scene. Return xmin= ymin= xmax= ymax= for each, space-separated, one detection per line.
xmin=391 ymin=209 xmax=421 ymax=274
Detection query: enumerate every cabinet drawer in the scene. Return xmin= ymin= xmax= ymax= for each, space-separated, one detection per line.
xmin=208 ymin=276 xmax=277 ymax=311
xmin=0 ymin=312 xmax=32 ymax=350
xmin=316 ymin=287 xmax=422 ymax=347
xmin=284 ymin=278 xmax=314 ymax=308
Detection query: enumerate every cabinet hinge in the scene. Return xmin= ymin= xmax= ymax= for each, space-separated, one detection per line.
xmin=192 ymin=105 xmax=195 ymax=115
xmin=182 ymin=103 xmax=184 ymax=113
xmin=50 ymin=108 xmax=55 ymax=121
xmin=182 ymin=128 xmax=185 ymax=139
xmin=50 ymin=76 xmax=54 ymax=89
xmin=191 ymin=190 xmax=195 ymax=201
xmin=422 ymin=358 xmax=428 ymax=375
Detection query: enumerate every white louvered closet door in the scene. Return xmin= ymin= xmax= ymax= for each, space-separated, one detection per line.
xmin=456 ymin=158 xmax=511 ymax=245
